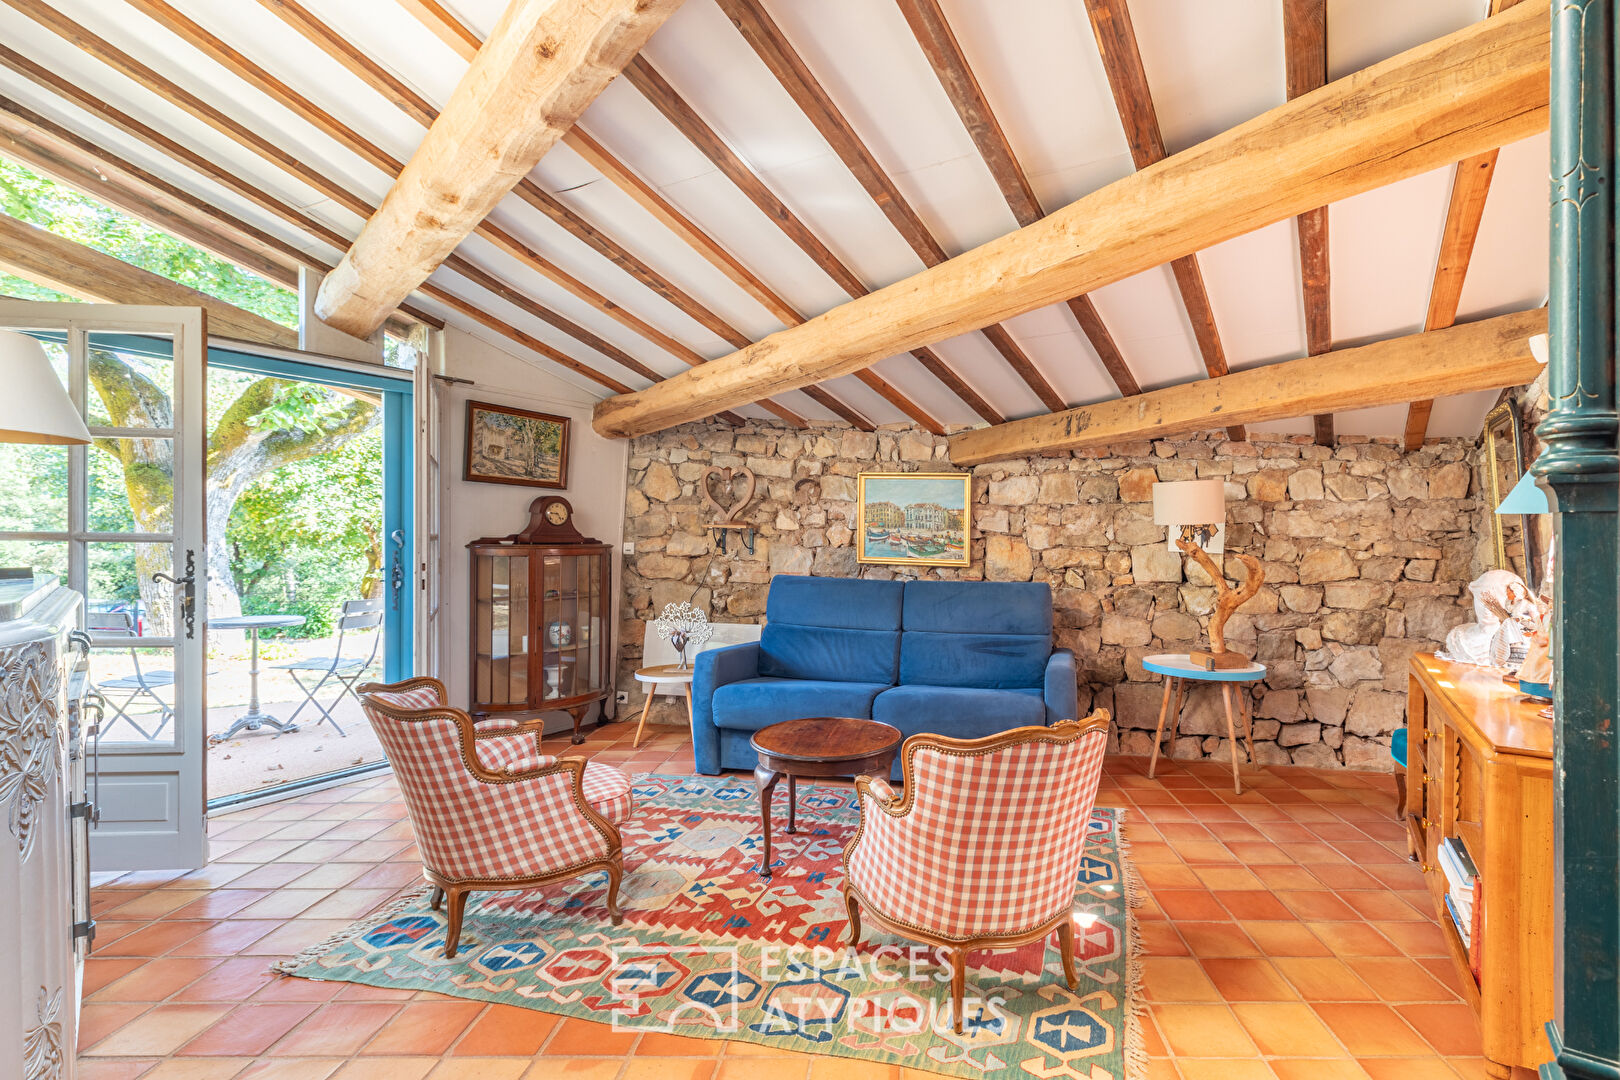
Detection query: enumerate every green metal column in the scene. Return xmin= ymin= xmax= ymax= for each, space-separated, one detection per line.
xmin=1541 ymin=1 xmax=1620 ymax=1078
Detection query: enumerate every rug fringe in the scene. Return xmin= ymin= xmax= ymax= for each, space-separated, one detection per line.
xmin=268 ymin=883 xmax=432 ymax=976
xmin=1115 ymin=806 xmax=1149 ymax=1080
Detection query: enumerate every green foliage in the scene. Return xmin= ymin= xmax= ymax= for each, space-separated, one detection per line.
xmin=0 ymin=157 xmax=298 ymax=325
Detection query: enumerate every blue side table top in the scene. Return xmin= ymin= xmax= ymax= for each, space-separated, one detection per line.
xmin=1142 ymin=652 xmax=1267 ymax=683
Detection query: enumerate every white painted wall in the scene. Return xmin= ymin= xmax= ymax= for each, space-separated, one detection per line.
xmin=432 ymin=327 xmax=629 ymax=732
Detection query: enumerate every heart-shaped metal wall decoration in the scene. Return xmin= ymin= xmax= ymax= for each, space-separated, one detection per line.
xmin=700 ymin=465 xmax=757 ymax=526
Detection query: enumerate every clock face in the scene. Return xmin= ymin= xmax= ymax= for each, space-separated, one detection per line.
xmin=544 ymin=501 xmax=569 ymax=526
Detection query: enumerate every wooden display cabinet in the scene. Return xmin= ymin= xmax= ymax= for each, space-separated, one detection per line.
xmin=468 ymin=496 xmax=611 ymax=743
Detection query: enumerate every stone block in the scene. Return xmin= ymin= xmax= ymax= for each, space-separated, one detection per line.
xmin=1341 ymin=735 xmax=1390 ymax=769
xmin=1101 ymin=613 xmax=1153 ymax=647
xmin=642 ymin=462 xmax=680 ymax=502
xmin=1431 ymin=462 xmax=1471 ymax=499
xmin=1290 ymin=743 xmax=1340 ymax=768
xmin=1346 ymin=688 xmax=1405 ymax=736
xmin=1277 ymin=721 xmax=1322 ymax=747
xmin=1322 ymin=581 xmax=1394 ymax=610
xmin=1119 ymin=467 xmax=1159 ymax=502
xmin=1257 ymin=690 xmax=1305 ymax=722
xmin=1387 ymin=467 xmax=1428 ymax=501
xmin=1039 ymin=471 xmax=1079 ymax=504
xmin=1152 ymin=610 xmax=1202 ymax=643
xmin=1131 ymin=544 xmax=1183 ymax=583
xmin=726 ymin=583 xmax=770 ymax=617
xmin=1328 ymin=647 xmax=1382 ymax=684
xmin=840 ymin=431 xmax=878 ymax=460
xmin=665 ymin=533 xmax=709 ymax=557
xmin=636 ymin=553 xmax=690 ymax=579
xmin=1279 ymin=585 xmax=1323 ymax=613
xmin=1287 ymin=469 xmax=1325 ymax=501
xmin=1324 ymin=474 xmax=1368 ymax=500
xmin=989 ymin=474 xmax=1039 ymax=504
xmin=1298 ymin=548 xmax=1358 ymax=584
xmin=985 ymin=535 xmax=1034 ymax=581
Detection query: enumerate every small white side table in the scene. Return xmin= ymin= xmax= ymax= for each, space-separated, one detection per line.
xmin=632 ymin=663 xmax=694 ymax=748
xmin=1142 ymin=652 xmax=1268 ymax=794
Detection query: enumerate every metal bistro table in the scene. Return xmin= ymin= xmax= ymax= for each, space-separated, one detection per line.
xmin=210 ymin=613 xmax=306 ymax=742
xmin=1143 ymin=652 xmax=1268 ymax=795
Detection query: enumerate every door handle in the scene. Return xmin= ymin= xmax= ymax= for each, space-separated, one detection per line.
xmin=389 ymin=529 xmax=405 ymax=611
xmin=153 ymin=549 xmax=197 ymax=639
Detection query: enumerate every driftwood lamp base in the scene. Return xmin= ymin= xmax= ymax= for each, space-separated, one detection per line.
xmin=1190 ymin=649 xmax=1254 ymax=671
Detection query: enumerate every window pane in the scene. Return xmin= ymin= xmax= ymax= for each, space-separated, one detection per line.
xmin=0 ymin=443 xmax=69 ymax=532
xmin=0 ymin=539 xmax=67 ymax=580
xmin=90 ymin=643 xmax=177 ymax=748
xmin=88 ymin=437 xmax=173 ymax=534
xmin=86 ymin=333 xmax=174 ymax=430
xmin=86 ymin=542 xmax=172 ymax=638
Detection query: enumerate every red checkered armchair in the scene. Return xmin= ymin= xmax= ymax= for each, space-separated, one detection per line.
xmin=358 ymin=676 xmax=633 ymax=957
xmin=842 ymin=713 xmax=1112 ymax=1032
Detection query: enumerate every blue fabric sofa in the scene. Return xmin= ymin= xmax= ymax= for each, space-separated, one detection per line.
xmin=690 ymin=576 xmax=1078 ymax=775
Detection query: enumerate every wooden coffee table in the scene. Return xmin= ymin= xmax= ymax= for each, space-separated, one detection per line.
xmin=750 ymin=717 xmax=903 ymax=880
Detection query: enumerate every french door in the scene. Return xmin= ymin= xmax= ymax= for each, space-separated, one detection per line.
xmin=0 ymin=301 xmax=208 ymax=871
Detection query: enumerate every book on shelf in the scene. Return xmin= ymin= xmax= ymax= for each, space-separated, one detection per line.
xmin=1444 ymin=894 xmax=1472 ymax=948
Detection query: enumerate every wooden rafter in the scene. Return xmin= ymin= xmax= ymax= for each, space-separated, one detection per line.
xmin=621 ymin=55 xmax=946 ymax=434
xmin=589 ymin=2 xmax=1549 ymax=437
xmin=396 ymin=0 xmax=482 ymax=60
xmin=0 ymin=210 xmax=298 ymax=347
xmin=1403 ymin=0 xmax=1524 ymax=448
xmin=311 ymin=0 xmax=685 ymax=338
xmin=33 ymin=0 xmax=775 ymax=419
xmin=183 ymin=0 xmax=822 ymax=427
xmin=1283 ymin=0 xmax=1334 ymax=445
xmin=895 ymin=0 xmax=1136 ymax=407
xmin=1082 ymin=0 xmax=1244 ymax=440
xmin=948 ymin=309 xmax=1546 ymax=465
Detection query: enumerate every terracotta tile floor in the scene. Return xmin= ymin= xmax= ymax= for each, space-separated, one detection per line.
xmin=82 ymin=721 xmax=1488 ymax=1079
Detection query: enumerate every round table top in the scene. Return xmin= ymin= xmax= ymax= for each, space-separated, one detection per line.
xmin=635 ymin=664 xmax=694 ymax=683
xmin=1142 ymin=652 xmax=1267 ymax=682
xmin=209 ymin=614 xmax=306 ymax=631
xmin=751 ymin=717 xmax=903 ymax=764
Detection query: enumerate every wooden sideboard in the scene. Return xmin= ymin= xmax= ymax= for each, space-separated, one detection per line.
xmin=1406 ymin=652 xmax=1553 ymax=1079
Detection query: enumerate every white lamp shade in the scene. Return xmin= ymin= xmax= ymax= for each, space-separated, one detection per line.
xmin=1529 ymin=333 xmax=1549 ymax=366
xmin=1151 ymin=478 xmax=1225 ymax=526
xmin=0 ymin=331 xmax=89 ymax=445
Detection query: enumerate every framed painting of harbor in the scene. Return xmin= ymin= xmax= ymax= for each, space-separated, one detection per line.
xmin=856 ymin=472 xmax=972 ymax=568
xmin=464 ymin=400 xmax=570 ymax=489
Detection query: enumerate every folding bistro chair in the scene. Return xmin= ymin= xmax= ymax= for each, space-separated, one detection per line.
xmin=272 ymin=597 xmax=383 ymax=736
xmin=87 ymin=607 xmax=175 ymax=741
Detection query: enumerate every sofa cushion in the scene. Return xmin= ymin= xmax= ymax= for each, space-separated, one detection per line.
xmin=899 ymin=580 xmax=1053 ymax=689
xmin=759 ymin=576 xmax=903 ymax=684
xmin=712 ymin=677 xmax=889 ymax=732
xmin=872 ymin=684 xmax=1047 ymax=741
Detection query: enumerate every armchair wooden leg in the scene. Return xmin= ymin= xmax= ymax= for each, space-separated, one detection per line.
xmin=949 ymin=946 xmax=969 ymax=1035
xmin=844 ymin=887 xmax=861 ymax=948
xmin=429 ymin=886 xmax=444 ymax=911
xmin=1056 ymin=919 xmax=1079 ymax=991
xmin=443 ymin=888 xmax=469 ymax=959
xmin=1394 ymin=770 xmax=1408 ymax=820
xmin=605 ymin=855 xmax=624 ymax=923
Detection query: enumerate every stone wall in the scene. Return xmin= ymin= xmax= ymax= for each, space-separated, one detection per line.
xmin=618 ymin=422 xmax=1485 ymax=768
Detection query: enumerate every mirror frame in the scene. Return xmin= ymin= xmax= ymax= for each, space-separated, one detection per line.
xmin=1482 ymin=399 xmax=1530 ymax=585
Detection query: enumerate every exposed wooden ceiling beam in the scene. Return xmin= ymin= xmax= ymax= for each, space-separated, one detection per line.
xmin=1404 ymin=0 xmax=1524 ymax=451
xmin=1083 ymin=0 xmax=1244 ymax=440
xmin=590 ymin=1 xmax=1549 ymax=437
xmin=396 ymin=0 xmax=482 ymax=61
xmin=419 ymin=281 xmax=629 ymax=394
xmin=215 ymin=0 xmax=820 ymax=427
xmin=948 ymin=309 xmax=1546 ymax=465
xmin=34 ymin=2 xmax=776 ymax=416
xmin=313 ymin=0 xmax=685 ymax=338
xmin=1283 ymin=0 xmax=1334 ymax=446
xmin=895 ymin=0 xmax=1137 ymax=405
xmin=0 ymin=210 xmax=298 ymax=347
xmin=621 ymin=55 xmax=945 ymax=434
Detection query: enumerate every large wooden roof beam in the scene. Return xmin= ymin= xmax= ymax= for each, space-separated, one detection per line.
xmin=314 ymin=0 xmax=685 ymax=338
xmin=948 ymin=309 xmax=1546 ymax=465
xmin=591 ymin=2 xmax=1548 ymax=437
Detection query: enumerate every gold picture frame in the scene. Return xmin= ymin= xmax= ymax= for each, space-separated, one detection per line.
xmin=1482 ymin=399 xmax=1530 ymax=581
xmin=856 ymin=472 xmax=972 ymax=568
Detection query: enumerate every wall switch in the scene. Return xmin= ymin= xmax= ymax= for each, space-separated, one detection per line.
xmin=621 ymin=541 xmax=634 ymax=556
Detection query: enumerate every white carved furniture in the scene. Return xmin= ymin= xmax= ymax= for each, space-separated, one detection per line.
xmin=0 ymin=574 xmax=94 ymax=1080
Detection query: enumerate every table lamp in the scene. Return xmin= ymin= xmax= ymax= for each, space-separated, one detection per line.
xmin=1151 ymin=478 xmax=1262 ymax=670
xmin=0 ymin=330 xmax=89 ymax=446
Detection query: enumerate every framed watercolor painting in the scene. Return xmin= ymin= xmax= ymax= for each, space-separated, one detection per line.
xmin=464 ymin=400 xmax=570 ymax=489
xmin=856 ymin=472 xmax=972 ymax=568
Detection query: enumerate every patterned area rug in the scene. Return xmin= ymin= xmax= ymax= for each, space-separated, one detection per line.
xmin=278 ymin=773 xmax=1143 ymax=1079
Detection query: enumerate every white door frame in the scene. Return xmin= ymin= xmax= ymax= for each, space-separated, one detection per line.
xmin=0 ymin=300 xmax=208 ymax=872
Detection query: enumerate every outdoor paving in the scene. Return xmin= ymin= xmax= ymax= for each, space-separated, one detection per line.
xmin=82 ymin=720 xmax=1488 ymax=1079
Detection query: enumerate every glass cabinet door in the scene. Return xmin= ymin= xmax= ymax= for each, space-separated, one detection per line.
xmin=474 ymin=551 xmax=529 ymax=705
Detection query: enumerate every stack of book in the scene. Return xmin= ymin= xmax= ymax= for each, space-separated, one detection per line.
xmin=1438 ymin=836 xmax=1483 ymax=980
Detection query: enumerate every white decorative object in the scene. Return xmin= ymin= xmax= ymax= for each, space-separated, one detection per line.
xmin=0 ymin=331 xmax=89 ymax=446
xmin=652 ymin=602 xmax=712 ymax=671
xmin=1151 ymin=478 xmax=1226 ymax=555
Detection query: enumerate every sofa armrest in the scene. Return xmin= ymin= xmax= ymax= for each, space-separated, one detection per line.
xmin=1044 ymin=648 xmax=1078 ymax=725
xmin=691 ymin=642 xmax=761 ymax=774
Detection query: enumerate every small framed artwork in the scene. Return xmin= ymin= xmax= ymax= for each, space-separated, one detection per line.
xmin=857 ymin=472 xmax=972 ymax=568
xmin=464 ymin=400 xmax=569 ymax=489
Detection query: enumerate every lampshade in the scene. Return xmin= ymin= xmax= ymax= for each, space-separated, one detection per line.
xmin=1496 ymin=469 xmax=1551 ymax=515
xmin=1528 ymin=333 xmax=1548 ymax=366
xmin=0 ymin=331 xmax=89 ymax=445
xmin=1151 ymin=479 xmax=1225 ymax=525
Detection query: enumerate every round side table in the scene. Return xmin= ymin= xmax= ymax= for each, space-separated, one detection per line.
xmin=1142 ymin=652 xmax=1268 ymax=794
xmin=631 ymin=664 xmax=694 ymax=748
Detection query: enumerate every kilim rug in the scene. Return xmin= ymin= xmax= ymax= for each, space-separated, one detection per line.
xmin=276 ymin=773 xmax=1143 ymax=1079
